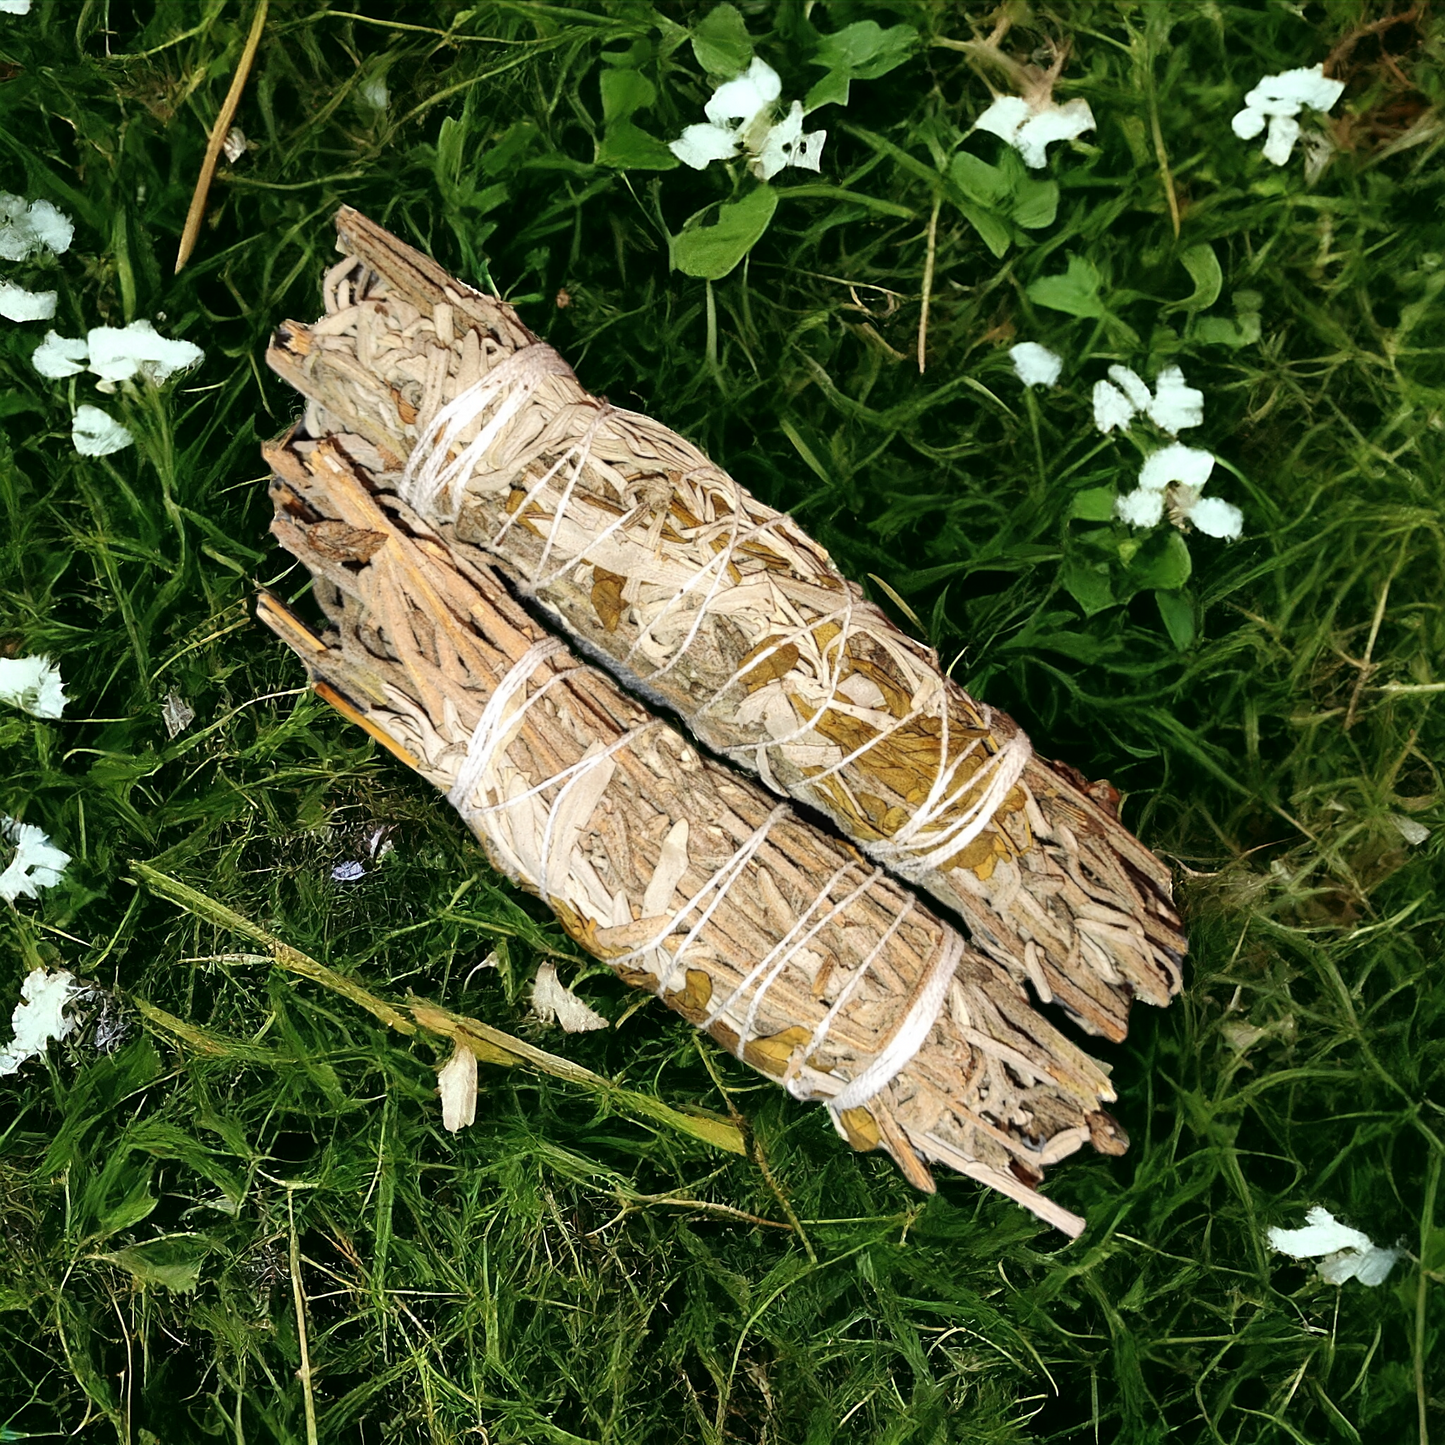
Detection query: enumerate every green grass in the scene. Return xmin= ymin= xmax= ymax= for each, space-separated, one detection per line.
xmin=1 ymin=1 xmax=1442 ymax=1441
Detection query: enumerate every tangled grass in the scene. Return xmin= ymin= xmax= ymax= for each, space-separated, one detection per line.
xmin=0 ymin=2 xmax=1441 ymax=1441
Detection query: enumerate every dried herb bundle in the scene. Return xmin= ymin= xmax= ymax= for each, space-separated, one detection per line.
xmin=260 ymin=430 xmax=1125 ymax=1235
xmin=266 ymin=209 xmax=1186 ymax=1044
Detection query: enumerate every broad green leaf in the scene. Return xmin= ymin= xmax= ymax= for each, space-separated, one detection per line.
xmin=598 ymin=119 xmax=678 ymax=171
xmin=811 ymin=21 xmax=916 ymax=81
xmin=949 ymin=152 xmax=1011 ymax=208
xmin=1127 ymin=529 xmax=1193 ymax=591
xmin=1060 ymin=555 xmax=1116 ymax=616
xmin=1156 ymin=587 xmax=1197 ymax=650
xmin=1012 ymin=177 xmax=1059 ymax=230
xmin=1069 ymin=486 xmax=1117 ymax=522
xmin=600 ymin=68 xmax=655 ymax=124
xmin=1172 ymin=242 xmax=1223 ymax=312
xmin=958 ymin=199 xmax=1012 ymax=259
xmin=691 ymin=3 xmax=752 ymax=77
xmin=1027 ymin=254 xmax=1105 ymax=317
xmin=804 ymin=68 xmax=852 ymax=113
xmin=671 ymin=187 xmax=778 ymax=280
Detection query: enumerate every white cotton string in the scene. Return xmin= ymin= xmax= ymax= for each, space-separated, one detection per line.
xmin=782 ymin=895 xmax=918 ymax=1099
xmin=401 ymin=344 xmax=574 ymax=521
xmin=698 ymin=861 xmax=877 ymax=1046
xmin=827 ymin=927 xmax=965 ymax=1114
xmin=609 ymin=804 xmax=791 ymax=994
xmin=446 ymin=638 xmax=568 ymax=822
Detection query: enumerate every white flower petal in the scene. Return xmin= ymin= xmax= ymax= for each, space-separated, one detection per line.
xmin=359 ymin=74 xmax=389 ymax=111
xmin=704 ymin=57 xmax=781 ymax=127
xmin=532 ymin=961 xmax=608 ymax=1032
xmin=86 ymin=319 xmax=204 ymax=385
xmin=1139 ymin=442 xmax=1215 ymax=491
xmin=1009 ymin=342 xmax=1063 ymax=388
xmin=975 ymin=95 xmax=1031 ymax=144
xmin=72 ymin=404 xmax=133 ymax=457
xmin=1146 ymin=365 xmax=1205 ymax=434
xmin=0 ymin=1 xmax=33 ymax=15
xmin=1093 ymin=379 xmax=1136 ymax=435
xmin=1106 ymin=365 xmax=1153 ymax=411
xmin=1116 ymin=487 xmax=1164 ymax=528
xmin=1268 ymin=1206 xmax=1371 ymax=1258
xmin=0 ymin=655 xmax=67 ymax=718
xmin=32 ymin=330 xmax=88 ymax=378
xmin=1262 ymin=113 xmax=1301 ymax=166
xmin=0 ymin=281 xmax=57 ymax=322
xmin=27 ymin=200 xmax=73 ymax=255
xmin=669 ymin=121 xmax=741 ymax=170
xmin=0 ymin=818 xmax=71 ymax=904
xmin=0 ymin=193 xmax=72 ymax=259
xmin=792 ymin=126 xmax=826 ymax=172
xmin=1248 ymin=65 xmax=1344 ymax=114
xmin=1013 ymin=99 xmax=1096 ymax=168
xmin=0 ymin=967 xmax=80 ymax=1076
xmin=1268 ymin=1206 xmax=1400 ymax=1288
xmin=752 ymin=102 xmax=825 ymax=180
xmin=1231 ymin=105 xmax=1268 ymax=140
xmin=1184 ymin=494 xmax=1243 ymax=539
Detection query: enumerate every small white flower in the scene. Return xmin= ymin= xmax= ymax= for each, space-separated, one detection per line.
xmin=0 ymin=1 xmax=33 ymax=15
xmin=1268 ymin=1206 xmax=1400 ymax=1287
xmin=0 ymin=967 xmax=80 ymax=1075
xmin=1009 ymin=342 xmax=1062 ymax=387
xmin=0 ymin=193 xmax=72 ymax=260
xmin=1107 ymin=364 xmax=1153 ymax=412
xmin=0 ymin=280 xmax=56 ymax=322
xmin=1232 ymin=65 xmax=1345 ymax=168
xmin=32 ymin=330 xmax=88 ymax=378
xmin=670 ymin=57 xmax=825 ymax=181
xmin=86 ymin=319 xmax=204 ymax=386
xmin=0 ymin=818 xmax=70 ymax=904
xmin=1092 ymin=379 xmax=1135 ymax=435
xmin=1139 ymin=442 xmax=1216 ymax=491
xmin=1116 ymin=487 xmax=1164 ymax=528
xmin=0 ymin=655 xmax=67 ymax=719
xmin=72 ymin=404 xmax=133 ymax=457
xmin=975 ymin=93 xmax=1095 ymax=168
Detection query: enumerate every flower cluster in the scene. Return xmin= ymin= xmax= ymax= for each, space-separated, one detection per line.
xmin=1008 ymin=346 xmax=1244 ymax=542
xmin=0 ymin=191 xmax=71 ymax=323
xmin=1233 ymin=65 xmax=1344 ymax=167
xmin=670 ymin=57 xmax=825 ymax=180
xmin=0 ymin=816 xmax=70 ymax=903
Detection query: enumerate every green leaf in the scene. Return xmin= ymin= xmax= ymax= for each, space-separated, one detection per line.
xmin=1070 ymin=486 xmax=1117 ymax=522
xmin=803 ymin=68 xmax=852 ymax=113
xmin=1060 ymin=555 xmax=1116 ymax=616
xmin=101 ymin=1235 xmax=210 ymax=1294
xmin=958 ymin=200 xmax=1012 ymax=259
xmin=1026 ymin=254 xmax=1105 ymax=317
xmin=1127 ymin=529 xmax=1193 ymax=591
xmin=811 ymin=21 xmax=916 ymax=81
xmin=1011 ymin=177 xmax=1059 ymax=230
xmin=1156 ymin=588 xmax=1197 ymax=650
xmin=671 ymin=186 xmax=778 ymax=280
xmin=949 ymin=152 xmax=1011 ymax=208
xmin=600 ymin=68 xmax=655 ymax=124
xmin=598 ymin=119 xmax=679 ymax=171
xmin=691 ymin=3 xmax=752 ymax=77
xmin=1172 ymin=242 xmax=1223 ymax=313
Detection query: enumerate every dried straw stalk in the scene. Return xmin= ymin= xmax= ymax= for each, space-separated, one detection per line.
xmin=260 ymin=429 xmax=1125 ymax=1236
xmin=265 ymin=209 xmax=1186 ymax=1045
